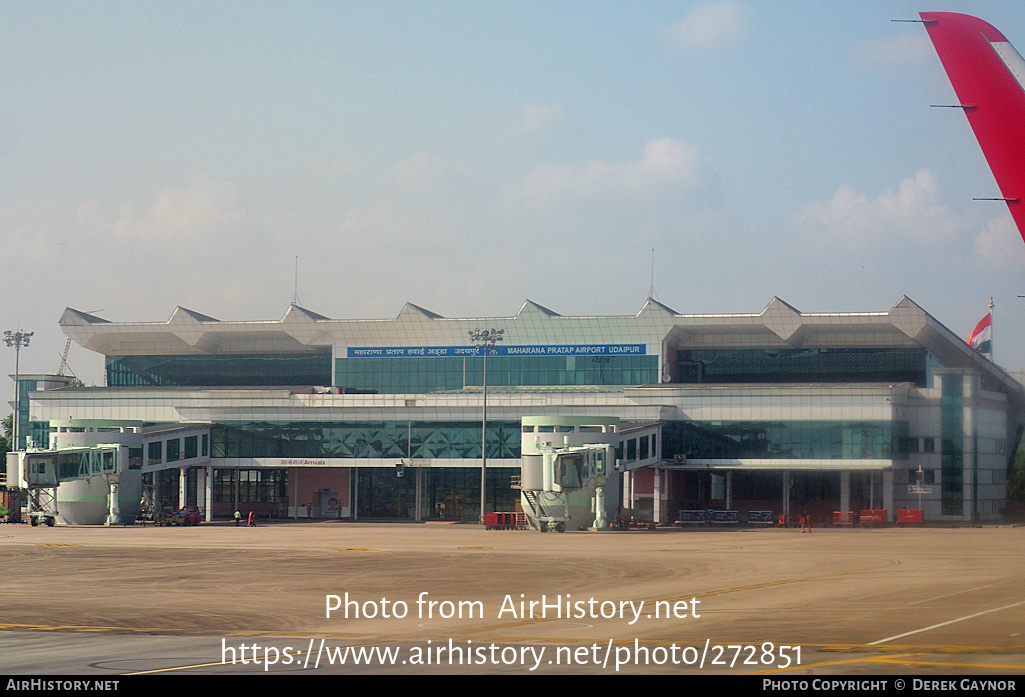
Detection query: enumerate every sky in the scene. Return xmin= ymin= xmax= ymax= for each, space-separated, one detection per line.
xmin=3 ymin=0 xmax=1025 ymax=388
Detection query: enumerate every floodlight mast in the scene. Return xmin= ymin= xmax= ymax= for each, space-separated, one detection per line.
xmin=468 ymin=328 xmax=504 ymax=522
xmin=4 ymin=330 xmax=34 ymax=452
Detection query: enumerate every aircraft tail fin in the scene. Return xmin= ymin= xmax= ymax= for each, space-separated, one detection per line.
xmin=920 ymin=12 xmax=1025 ymax=239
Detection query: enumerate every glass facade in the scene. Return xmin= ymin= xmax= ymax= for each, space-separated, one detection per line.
xmin=676 ymin=348 xmax=928 ymax=386
xmin=356 ymin=467 xmax=517 ymax=520
xmin=209 ymin=469 xmax=289 ymax=504
xmin=211 ymin=421 xmax=521 ymax=459
xmin=213 ymin=469 xmax=234 ymax=504
xmin=17 ymin=380 xmax=31 ymax=449
xmin=184 ymin=435 xmax=198 ymax=460
xmin=156 ymin=468 xmax=179 ymax=509
xmin=242 ymin=469 xmax=287 ymax=503
xmin=674 ymin=470 xmax=842 ymax=511
xmin=16 ymin=380 xmax=52 ymax=450
xmin=207 ymin=419 xmax=909 ymax=463
xmin=185 ymin=467 xmax=197 ymax=506
xmin=29 ymin=421 xmax=51 ymax=451
xmin=335 ymin=355 xmax=658 ymax=393
xmin=941 ymin=374 xmax=964 ymax=515
xmin=787 ymin=471 xmax=842 ymax=503
xmin=106 ymin=353 xmax=332 ymax=387
xmin=662 ymin=420 xmax=908 ymax=460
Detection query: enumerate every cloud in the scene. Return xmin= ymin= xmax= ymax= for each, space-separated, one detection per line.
xmin=516 ymin=102 xmax=564 ymax=133
xmin=337 ymin=204 xmax=416 ymax=246
xmin=388 ymin=152 xmax=468 ymax=187
xmin=0 ymin=200 xmax=70 ymax=257
xmin=514 ymin=137 xmax=706 ymax=205
xmin=149 ymin=174 xmax=246 ymax=237
xmin=666 ymin=1 xmax=747 ymax=53
xmin=850 ymin=32 xmax=933 ymax=67
xmin=973 ymin=214 xmax=1025 ymax=268
xmin=79 ymin=174 xmax=247 ymax=240
xmin=796 ymin=168 xmax=962 ymax=248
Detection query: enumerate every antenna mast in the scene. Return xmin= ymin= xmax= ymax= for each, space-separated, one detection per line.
xmin=647 ymin=248 xmax=659 ymax=301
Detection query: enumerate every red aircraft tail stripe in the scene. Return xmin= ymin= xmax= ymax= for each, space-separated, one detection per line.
xmin=920 ymin=12 xmax=1025 ymax=241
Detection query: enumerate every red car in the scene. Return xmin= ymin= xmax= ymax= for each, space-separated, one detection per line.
xmin=164 ymin=506 xmax=202 ymax=526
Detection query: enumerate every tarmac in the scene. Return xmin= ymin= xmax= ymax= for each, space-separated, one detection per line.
xmin=1 ymin=520 xmax=1024 ymax=675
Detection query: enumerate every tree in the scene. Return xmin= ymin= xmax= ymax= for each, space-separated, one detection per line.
xmin=1001 ymin=439 xmax=1025 ymax=520
xmin=1007 ymin=445 xmax=1025 ymax=499
xmin=1 ymin=413 xmax=11 ymax=471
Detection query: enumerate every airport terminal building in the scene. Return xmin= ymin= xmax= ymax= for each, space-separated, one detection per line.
xmin=12 ymin=296 xmax=1025 ymax=525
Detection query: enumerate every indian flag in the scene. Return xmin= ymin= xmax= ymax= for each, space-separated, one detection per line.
xmin=968 ymin=313 xmax=992 ymax=354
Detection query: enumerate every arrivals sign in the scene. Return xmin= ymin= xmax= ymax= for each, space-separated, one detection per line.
xmin=347 ymin=344 xmax=646 ymax=358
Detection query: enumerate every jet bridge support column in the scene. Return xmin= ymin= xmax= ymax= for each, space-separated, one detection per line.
xmin=105 ymin=477 xmax=120 ymax=526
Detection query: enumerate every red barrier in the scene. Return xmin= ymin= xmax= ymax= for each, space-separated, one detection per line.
xmin=859 ymin=509 xmax=887 ymax=525
xmin=897 ymin=509 xmax=923 ymax=525
xmin=485 ymin=512 xmax=524 ymax=530
xmin=833 ymin=511 xmax=857 ymax=526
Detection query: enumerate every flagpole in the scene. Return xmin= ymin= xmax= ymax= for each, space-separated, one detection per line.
xmin=989 ymin=296 xmax=995 ymax=363
xmin=967 ymin=304 xmax=995 ymax=360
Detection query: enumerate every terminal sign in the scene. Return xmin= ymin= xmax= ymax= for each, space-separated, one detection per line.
xmin=347 ymin=344 xmax=646 ymax=358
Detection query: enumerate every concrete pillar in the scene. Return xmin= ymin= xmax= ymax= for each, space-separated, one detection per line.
xmin=653 ymin=466 xmax=662 ymax=524
xmin=726 ymin=470 xmax=733 ymax=509
xmin=205 ymin=465 xmax=214 ymax=522
xmin=195 ymin=467 xmax=205 ymax=514
xmin=783 ymin=471 xmax=790 ymax=517
xmin=883 ymin=469 xmax=894 ymax=520
xmin=841 ymin=471 xmax=851 ymax=513
xmin=179 ymin=468 xmax=187 ymax=509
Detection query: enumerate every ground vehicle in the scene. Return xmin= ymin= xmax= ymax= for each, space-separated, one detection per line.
xmin=163 ymin=505 xmax=202 ymax=526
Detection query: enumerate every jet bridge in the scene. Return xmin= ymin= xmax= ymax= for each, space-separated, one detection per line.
xmin=520 ymin=443 xmax=617 ymax=532
xmin=17 ymin=446 xmax=125 ymax=526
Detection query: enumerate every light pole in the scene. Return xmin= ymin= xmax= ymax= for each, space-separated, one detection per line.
xmin=468 ymin=327 xmax=504 ymax=523
xmin=4 ymin=329 xmax=33 ymax=451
